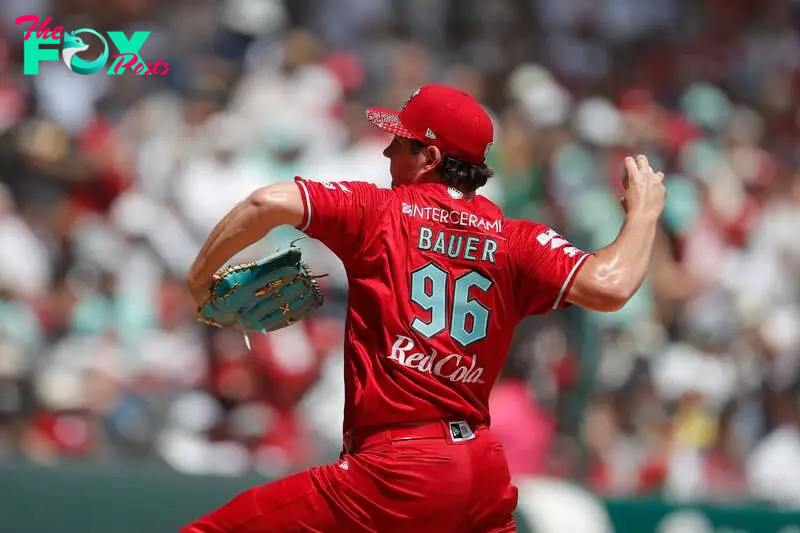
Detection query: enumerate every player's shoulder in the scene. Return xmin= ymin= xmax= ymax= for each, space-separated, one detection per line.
xmin=295 ymin=176 xmax=394 ymax=202
xmin=294 ymin=175 xmax=382 ymax=192
xmin=503 ymin=218 xmax=552 ymax=241
xmin=502 ymin=218 xmax=579 ymax=264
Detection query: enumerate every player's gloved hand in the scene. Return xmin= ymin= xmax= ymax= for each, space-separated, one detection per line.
xmin=195 ymin=244 xmax=326 ymax=334
xmin=621 ymin=154 xmax=666 ymax=220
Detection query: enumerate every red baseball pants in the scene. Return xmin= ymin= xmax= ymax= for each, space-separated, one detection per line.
xmin=180 ymin=421 xmax=518 ymax=532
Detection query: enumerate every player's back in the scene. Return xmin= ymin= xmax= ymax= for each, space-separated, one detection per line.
xmin=295 ymin=177 xmax=589 ymax=433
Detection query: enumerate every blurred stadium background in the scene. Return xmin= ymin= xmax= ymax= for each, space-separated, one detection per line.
xmin=1 ymin=0 xmax=800 ymax=532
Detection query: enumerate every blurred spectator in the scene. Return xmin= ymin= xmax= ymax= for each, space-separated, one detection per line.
xmin=490 ymin=351 xmax=557 ymax=478
xmin=746 ymin=386 xmax=800 ymax=508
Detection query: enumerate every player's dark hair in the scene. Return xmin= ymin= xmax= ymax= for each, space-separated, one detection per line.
xmin=409 ymin=140 xmax=494 ymax=194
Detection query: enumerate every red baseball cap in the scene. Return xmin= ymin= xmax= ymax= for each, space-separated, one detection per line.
xmin=366 ymin=84 xmax=494 ymax=165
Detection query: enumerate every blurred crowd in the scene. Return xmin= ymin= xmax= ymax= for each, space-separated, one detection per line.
xmin=0 ymin=0 xmax=799 ymax=510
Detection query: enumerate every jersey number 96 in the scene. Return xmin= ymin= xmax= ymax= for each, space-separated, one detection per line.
xmin=410 ymin=263 xmax=492 ymax=347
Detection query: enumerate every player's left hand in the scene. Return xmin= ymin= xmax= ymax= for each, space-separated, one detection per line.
xmin=194 ymin=247 xmax=326 ymax=333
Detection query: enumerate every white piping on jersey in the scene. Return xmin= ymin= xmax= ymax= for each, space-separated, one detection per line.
xmin=552 ymin=253 xmax=590 ymax=310
xmin=297 ymin=180 xmax=312 ymax=232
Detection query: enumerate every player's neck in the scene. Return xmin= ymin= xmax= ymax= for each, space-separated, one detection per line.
xmin=412 ymin=172 xmax=473 ymax=198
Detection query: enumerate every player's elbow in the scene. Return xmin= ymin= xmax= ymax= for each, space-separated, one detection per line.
xmin=591 ymin=284 xmax=633 ymax=312
xmin=568 ymin=272 xmax=636 ymax=312
xmin=247 ymin=185 xmax=290 ymax=212
xmin=568 ymin=256 xmax=646 ymax=312
xmin=246 ymin=182 xmax=304 ymax=227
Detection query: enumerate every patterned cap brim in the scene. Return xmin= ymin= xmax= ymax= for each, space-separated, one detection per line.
xmin=365 ymin=107 xmax=416 ymax=139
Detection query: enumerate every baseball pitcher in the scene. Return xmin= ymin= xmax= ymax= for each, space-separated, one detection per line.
xmin=183 ymin=84 xmax=666 ymax=532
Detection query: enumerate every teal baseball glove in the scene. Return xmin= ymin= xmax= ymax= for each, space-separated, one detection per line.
xmin=196 ymin=245 xmax=325 ymax=334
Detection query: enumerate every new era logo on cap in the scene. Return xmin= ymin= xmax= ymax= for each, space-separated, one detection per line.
xmin=366 ymin=84 xmax=494 ymax=165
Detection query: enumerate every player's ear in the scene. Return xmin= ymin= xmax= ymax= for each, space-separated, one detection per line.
xmin=423 ymin=145 xmax=443 ymax=171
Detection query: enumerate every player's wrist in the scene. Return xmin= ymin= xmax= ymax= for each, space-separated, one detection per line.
xmin=624 ymin=208 xmax=661 ymax=225
xmin=186 ymin=272 xmax=203 ymax=289
xmin=186 ymin=270 xmax=213 ymax=295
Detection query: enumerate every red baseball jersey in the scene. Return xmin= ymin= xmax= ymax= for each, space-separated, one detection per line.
xmin=294 ymin=177 xmax=591 ymax=434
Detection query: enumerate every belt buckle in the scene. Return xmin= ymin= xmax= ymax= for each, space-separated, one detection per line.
xmin=447 ymin=420 xmax=476 ymax=443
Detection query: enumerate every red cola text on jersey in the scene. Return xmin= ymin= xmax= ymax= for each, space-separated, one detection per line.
xmin=386 ymin=335 xmax=485 ymax=385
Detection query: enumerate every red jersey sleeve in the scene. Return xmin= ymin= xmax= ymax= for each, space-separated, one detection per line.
xmin=294 ymin=177 xmax=390 ymax=266
xmin=506 ymin=220 xmax=592 ymax=316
